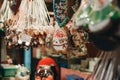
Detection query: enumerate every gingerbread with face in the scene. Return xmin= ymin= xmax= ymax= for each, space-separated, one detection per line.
xmin=53 ymin=28 xmax=68 ymax=54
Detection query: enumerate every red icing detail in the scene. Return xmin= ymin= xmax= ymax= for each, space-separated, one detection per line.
xmin=54 ymin=30 xmax=66 ymax=38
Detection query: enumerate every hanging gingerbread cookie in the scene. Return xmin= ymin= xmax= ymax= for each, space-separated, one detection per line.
xmin=52 ymin=28 xmax=68 ymax=54
xmin=53 ymin=0 xmax=80 ymax=27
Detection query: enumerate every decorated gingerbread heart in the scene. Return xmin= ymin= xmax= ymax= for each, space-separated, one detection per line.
xmin=53 ymin=0 xmax=81 ymax=27
xmin=53 ymin=28 xmax=68 ymax=54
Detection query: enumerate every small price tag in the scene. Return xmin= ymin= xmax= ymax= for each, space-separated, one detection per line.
xmin=20 ymin=34 xmax=32 ymax=43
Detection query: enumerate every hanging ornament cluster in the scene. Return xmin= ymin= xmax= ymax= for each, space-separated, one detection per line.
xmin=3 ymin=0 xmax=54 ymax=48
xmin=51 ymin=21 xmax=89 ymax=58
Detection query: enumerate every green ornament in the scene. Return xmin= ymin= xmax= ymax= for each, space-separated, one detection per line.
xmin=87 ymin=1 xmax=120 ymax=33
xmin=74 ymin=0 xmax=92 ymax=27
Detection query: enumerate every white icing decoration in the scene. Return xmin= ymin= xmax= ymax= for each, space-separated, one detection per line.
xmin=18 ymin=39 xmax=22 ymax=44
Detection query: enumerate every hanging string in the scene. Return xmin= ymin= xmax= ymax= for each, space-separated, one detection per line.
xmin=1 ymin=0 xmax=12 ymax=21
xmin=0 ymin=0 xmax=7 ymax=20
xmin=88 ymin=50 xmax=118 ymax=80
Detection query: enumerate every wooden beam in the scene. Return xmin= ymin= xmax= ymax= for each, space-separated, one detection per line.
xmin=45 ymin=0 xmax=53 ymax=3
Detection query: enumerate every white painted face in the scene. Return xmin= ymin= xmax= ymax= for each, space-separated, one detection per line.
xmin=53 ymin=29 xmax=68 ymax=51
